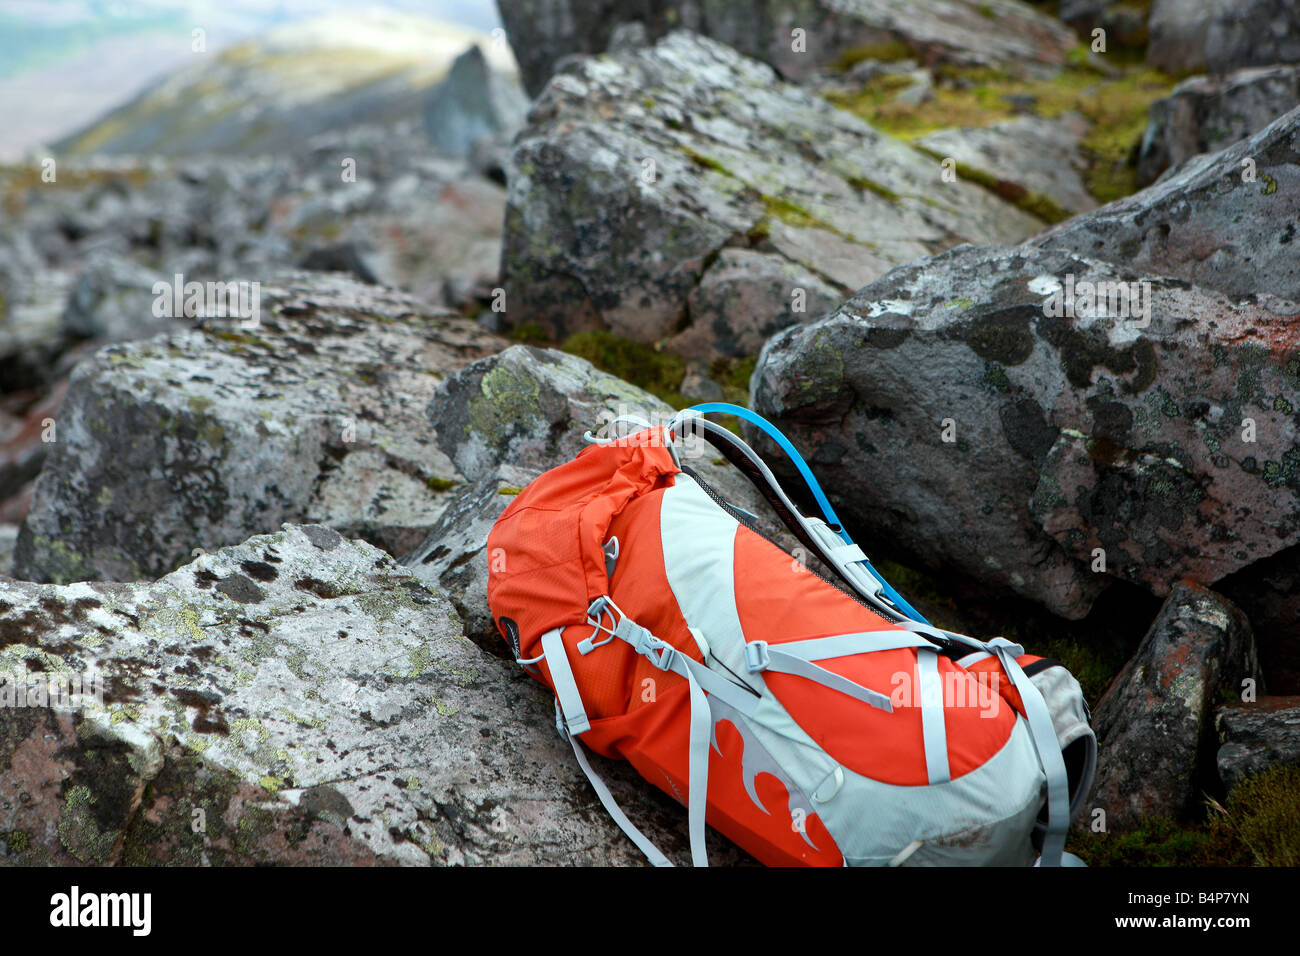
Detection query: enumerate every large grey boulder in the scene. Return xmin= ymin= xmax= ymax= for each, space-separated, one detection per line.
xmin=1088 ymin=582 xmax=1261 ymax=828
xmin=13 ymin=274 xmax=503 ymax=584
xmin=425 ymin=44 xmax=528 ymax=157
xmin=1216 ymin=696 xmax=1300 ymax=792
xmin=0 ymin=524 xmax=746 ymax=865
xmin=1148 ymin=0 xmax=1300 ymax=75
xmin=502 ymin=30 xmax=1043 ymax=349
xmin=1138 ymin=66 xmax=1300 ymax=186
xmin=1032 ymin=105 xmax=1300 ymax=304
xmin=751 ymin=243 xmax=1300 ymax=619
xmin=498 ymin=0 xmax=1075 ymax=97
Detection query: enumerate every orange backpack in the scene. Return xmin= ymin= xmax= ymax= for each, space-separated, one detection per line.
xmin=486 ymin=404 xmax=1095 ymax=866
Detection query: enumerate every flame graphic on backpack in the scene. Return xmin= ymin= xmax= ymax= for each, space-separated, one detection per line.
xmin=486 ymin=404 xmax=1096 ymax=866
xmin=709 ymin=696 xmax=821 ymax=851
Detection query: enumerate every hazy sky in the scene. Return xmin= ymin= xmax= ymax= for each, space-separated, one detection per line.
xmin=0 ymin=0 xmax=506 ymax=158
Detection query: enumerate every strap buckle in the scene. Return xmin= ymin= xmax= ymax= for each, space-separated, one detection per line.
xmin=744 ymin=640 xmax=771 ymax=673
xmin=625 ymin=623 xmax=676 ymax=671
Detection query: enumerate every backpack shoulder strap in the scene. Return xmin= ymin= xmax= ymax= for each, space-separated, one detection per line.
xmin=669 ymin=403 xmax=929 ymax=625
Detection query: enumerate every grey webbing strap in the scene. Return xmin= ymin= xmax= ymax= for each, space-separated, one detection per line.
xmin=541 ymin=627 xmax=590 ymax=736
xmin=593 ymin=603 xmax=744 ymax=867
xmin=604 ymin=608 xmax=760 ymax=718
xmin=685 ymin=667 xmax=711 ymax=867
xmin=773 ymin=630 xmax=938 ymax=660
xmin=561 ymin=706 xmax=674 ymax=867
xmin=917 ymin=648 xmax=951 ymax=784
xmin=757 ymin=644 xmax=894 ymax=712
xmin=994 ymin=642 xmax=1070 ymax=867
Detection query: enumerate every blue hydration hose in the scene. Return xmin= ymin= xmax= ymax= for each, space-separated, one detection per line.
xmin=684 ymin=402 xmax=930 ymax=625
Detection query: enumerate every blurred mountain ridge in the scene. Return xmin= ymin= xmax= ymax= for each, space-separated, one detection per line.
xmin=53 ymin=9 xmax=518 ymax=159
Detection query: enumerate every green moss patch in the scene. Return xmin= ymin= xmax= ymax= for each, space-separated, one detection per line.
xmin=708 ymin=356 xmax=759 ymax=407
xmin=831 ymin=40 xmax=916 ymax=72
xmin=561 ymin=330 xmax=688 ymax=408
xmin=826 ymin=58 xmax=1177 ymax=205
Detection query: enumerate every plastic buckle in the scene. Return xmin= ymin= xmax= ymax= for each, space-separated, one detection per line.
xmin=620 ymin=621 xmax=675 ymax=671
xmin=744 ymin=640 xmax=771 ymax=673
xmin=646 ymin=641 xmax=678 ymax=671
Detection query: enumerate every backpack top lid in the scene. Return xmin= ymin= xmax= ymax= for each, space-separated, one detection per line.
xmin=486 ymin=428 xmax=679 ymax=650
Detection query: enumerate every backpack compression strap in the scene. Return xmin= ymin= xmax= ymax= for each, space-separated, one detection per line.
xmin=669 ymin=403 xmax=929 ymax=624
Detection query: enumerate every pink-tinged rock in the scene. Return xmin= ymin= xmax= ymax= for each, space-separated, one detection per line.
xmin=1086 ymin=582 xmax=1261 ymax=830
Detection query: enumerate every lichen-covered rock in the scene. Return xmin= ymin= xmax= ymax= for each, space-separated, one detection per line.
xmin=1032 ymin=105 xmax=1300 ymax=307
xmin=1147 ymin=0 xmax=1300 ymax=75
xmin=502 ymin=30 xmax=1044 ymax=347
xmin=0 ymin=524 xmax=748 ymax=865
xmin=498 ymin=0 xmax=1074 ymax=98
xmin=1138 ymin=66 xmax=1300 ymax=186
xmin=428 ymin=345 xmax=667 ymax=481
xmin=1088 ymin=582 xmax=1260 ymax=829
xmin=916 ymin=114 xmax=1098 ymax=218
xmin=1216 ymin=696 xmax=1300 ymax=792
xmin=401 ymin=463 xmax=543 ymax=658
xmin=671 ymin=249 xmax=843 ymax=359
xmin=13 ymin=274 xmax=504 ymax=584
xmin=751 ymin=242 xmax=1300 ymax=618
